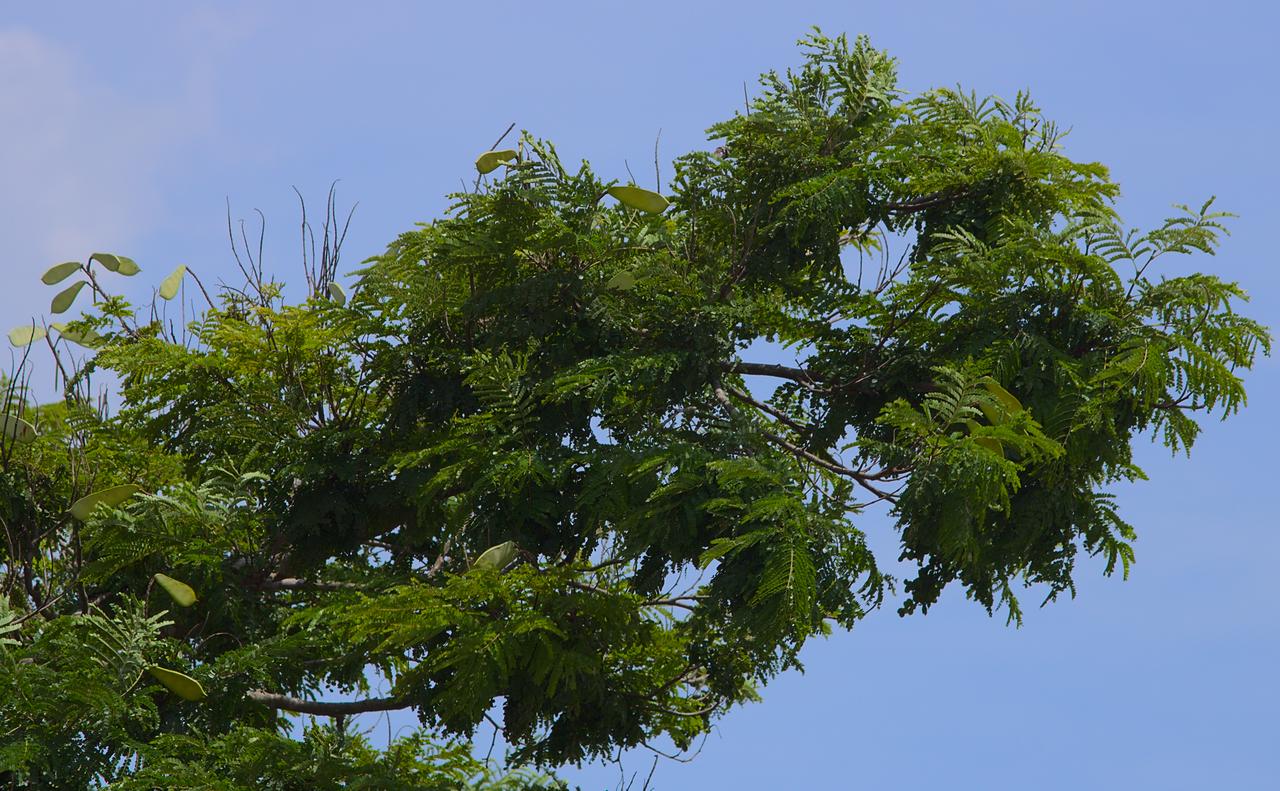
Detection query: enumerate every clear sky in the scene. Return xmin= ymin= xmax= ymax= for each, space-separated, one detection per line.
xmin=3 ymin=2 xmax=1276 ymax=788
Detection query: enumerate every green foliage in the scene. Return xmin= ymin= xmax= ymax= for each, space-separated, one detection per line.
xmin=0 ymin=28 xmax=1268 ymax=787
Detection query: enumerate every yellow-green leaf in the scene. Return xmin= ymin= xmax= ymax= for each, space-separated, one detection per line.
xmin=1 ymin=414 xmax=37 ymax=443
xmin=147 ymin=666 xmax=207 ymax=701
xmin=41 ymin=261 xmax=82 ymax=285
xmin=475 ymin=149 xmax=518 ymax=174
xmin=326 ymin=282 xmax=347 ymax=306
xmin=50 ymin=281 xmax=88 ymax=314
xmin=154 ymin=573 xmax=197 ymax=607
xmin=605 ymin=271 xmax=636 ymax=291
xmin=983 ymin=380 xmax=1023 ymax=413
xmin=607 ymin=185 xmax=669 ymax=213
xmin=159 ymin=265 xmax=187 ymax=300
xmin=69 ymin=484 xmax=141 ymax=521
xmin=473 ymin=540 xmax=517 ymax=571
xmin=7 ymin=325 xmax=45 ymax=347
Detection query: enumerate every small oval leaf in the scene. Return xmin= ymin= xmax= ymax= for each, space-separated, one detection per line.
xmin=8 ymin=325 xmax=45 ymax=347
xmin=50 ymin=281 xmax=88 ymax=314
xmin=147 ymin=666 xmax=207 ymax=701
xmin=473 ymin=540 xmax=517 ymax=571
xmin=1 ymin=414 xmax=37 ymax=443
xmin=70 ymin=484 xmax=142 ymax=521
xmin=607 ymin=185 xmax=669 ymax=214
xmin=326 ymin=282 xmax=347 ymax=306
xmin=159 ymin=265 xmax=187 ymax=300
xmin=475 ymin=149 xmax=518 ymax=174
xmin=154 ymin=573 xmax=197 ymax=607
xmin=41 ymin=261 xmax=82 ymax=285
xmin=605 ymin=271 xmax=636 ymax=291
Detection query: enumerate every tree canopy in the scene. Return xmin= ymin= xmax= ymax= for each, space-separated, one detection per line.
xmin=0 ymin=30 xmax=1269 ymax=788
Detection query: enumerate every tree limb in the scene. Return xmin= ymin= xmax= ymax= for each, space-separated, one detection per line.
xmin=246 ymin=690 xmax=408 ymax=716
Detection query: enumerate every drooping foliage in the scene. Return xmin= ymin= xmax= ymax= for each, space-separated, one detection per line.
xmin=0 ymin=30 xmax=1268 ymax=786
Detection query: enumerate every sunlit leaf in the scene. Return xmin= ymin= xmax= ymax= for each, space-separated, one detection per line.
xmin=607 ymin=185 xmax=669 ymax=213
xmin=153 ymin=573 xmax=197 ymax=607
xmin=159 ymin=265 xmax=187 ymax=300
xmin=475 ymin=149 xmax=518 ymax=174
xmin=50 ymin=281 xmax=88 ymax=314
xmin=326 ymin=282 xmax=347 ymax=306
xmin=41 ymin=261 xmax=81 ymax=285
xmin=147 ymin=666 xmax=207 ymax=701
xmin=70 ymin=484 xmax=142 ymax=521
xmin=7 ymin=325 xmax=45 ymax=347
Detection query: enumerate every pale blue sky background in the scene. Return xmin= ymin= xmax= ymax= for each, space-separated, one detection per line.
xmin=3 ymin=2 xmax=1276 ymax=788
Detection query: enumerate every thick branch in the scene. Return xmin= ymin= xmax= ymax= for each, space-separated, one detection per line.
xmin=246 ymin=690 xmax=407 ymax=716
xmin=258 ymin=577 xmax=365 ymax=592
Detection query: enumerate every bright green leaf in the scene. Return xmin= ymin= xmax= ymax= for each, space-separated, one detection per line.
xmin=983 ymin=380 xmax=1023 ymax=413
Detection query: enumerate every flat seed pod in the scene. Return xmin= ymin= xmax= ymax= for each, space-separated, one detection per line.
xmin=8 ymin=325 xmax=45 ymax=347
xmin=154 ymin=573 xmax=197 ymax=607
xmin=607 ymin=185 xmax=669 ymax=214
xmin=70 ymin=484 xmax=142 ymax=521
xmin=147 ymin=666 xmax=207 ymax=701
xmin=964 ymin=419 xmax=1003 ymax=457
xmin=41 ymin=261 xmax=82 ymax=285
xmin=475 ymin=149 xmax=518 ymax=174
xmin=50 ymin=281 xmax=88 ymax=314
xmin=1 ymin=414 xmax=37 ymax=443
xmin=326 ymin=282 xmax=347 ymax=306
xmin=473 ymin=540 xmax=517 ymax=571
xmin=605 ymin=271 xmax=636 ymax=291
xmin=983 ymin=380 xmax=1023 ymax=413
xmin=159 ymin=265 xmax=187 ymax=300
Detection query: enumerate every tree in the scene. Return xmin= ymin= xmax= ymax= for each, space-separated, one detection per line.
xmin=0 ymin=30 xmax=1269 ymax=787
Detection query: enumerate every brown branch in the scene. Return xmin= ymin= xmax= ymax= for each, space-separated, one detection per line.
xmin=258 ymin=577 xmax=365 ymax=592
xmin=246 ymin=690 xmax=407 ymax=716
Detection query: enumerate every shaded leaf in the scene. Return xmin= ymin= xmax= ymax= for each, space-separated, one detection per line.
xmin=41 ymin=261 xmax=81 ymax=285
xmin=605 ymin=271 xmax=636 ymax=291
xmin=473 ymin=540 xmax=517 ymax=571
xmin=50 ymin=281 xmax=88 ymax=314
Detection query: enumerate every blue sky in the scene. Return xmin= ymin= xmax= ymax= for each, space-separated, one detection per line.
xmin=3 ymin=2 xmax=1276 ymax=788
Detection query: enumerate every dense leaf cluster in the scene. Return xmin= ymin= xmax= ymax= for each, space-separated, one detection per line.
xmin=0 ymin=30 xmax=1267 ymax=786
